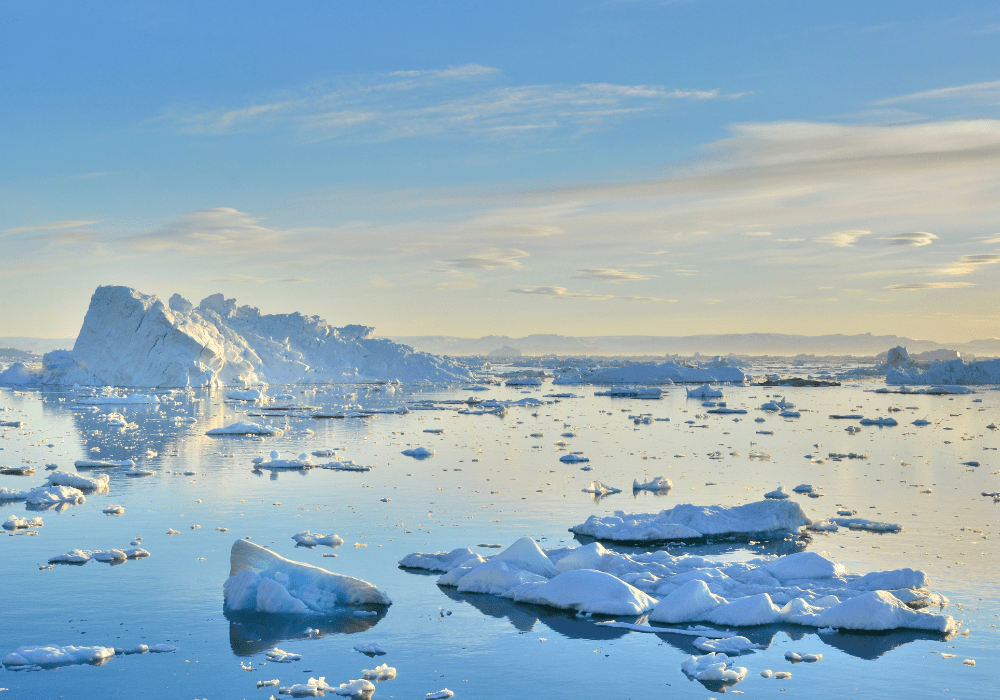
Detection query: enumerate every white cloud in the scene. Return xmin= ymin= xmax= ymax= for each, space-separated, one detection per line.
xmin=131 ymin=207 xmax=291 ymax=254
xmin=744 ymin=231 xmax=772 ymax=236
xmin=445 ymin=248 xmax=529 ymax=269
xmin=815 ymin=230 xmax=871 ymax=247
xmin=166 ymin=65 xmax=743 ymax=142
xmin=884 ymin=282 xmax=976 ymax=290
xmin=510 ymin=286 xmax=665 ymax=301
xmin=876 ymin=80 xmax=1000 ymax=105
xmin=884 ymin=231 xmax=938 ymax=246
xmin=2 ymin=220 xmax=98 ymax=237
xmin=211 ymin=274 xmax=312 ymax=284
xmin=573 ymin=268 xmax=652 ymax=282
xmin=940 ymin=253 xmax=1000 ymax=276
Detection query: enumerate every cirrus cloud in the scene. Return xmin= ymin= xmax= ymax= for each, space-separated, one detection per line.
xmin=884 ymin=231 xmax=938 ymax=246
xmin=510 ymin=286 xmax=666 ymax=301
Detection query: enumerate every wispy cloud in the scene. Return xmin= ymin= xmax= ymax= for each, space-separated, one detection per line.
xmin=510 ymin=285 xmax=665 ymax=301
xmin=165 ymin=65 xmax=743 ymax=142
xmin=211 ymin=274 xmax=312 ymax=284
xmin=445 ymin=248 xmax=529 ymax=269
xmin=744 ymin=231 xmax=772 ymax=236
xmin=940 ymin=253 xmax=1000 ymax=276
xmin=876 ymin=80 xmax=1000 ymax=105
xmin=815 ymin=230 xmax=871 ymax=247
xmin=884 ymin=282 xmax=976 ymax=290
xmin=573 ymin=268 xmax=652 ymax=282
xmin=2 ymin=220 xmax=99 ymax=237
xmin=130 ymin=207 xmax=292 ymax=254
xmin=884 ymin=231 xmax=938 ymax=246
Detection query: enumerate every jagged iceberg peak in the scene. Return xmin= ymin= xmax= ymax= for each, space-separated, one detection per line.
xmin=2 ymin=285 xmax=471 ymax=388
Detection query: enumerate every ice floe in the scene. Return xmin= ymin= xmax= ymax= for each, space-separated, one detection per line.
xmin=223 ymin=539 xmax=391 ymax=614
xmin=570 ymin=499 xmax=811 ymax=542
xmin=292 ymin=531 xmax=344 ymax=547
xmin=207 ymin=421 xmax=283 ymax=436
xmin=633 ymin=476 xmax=672 ymax=491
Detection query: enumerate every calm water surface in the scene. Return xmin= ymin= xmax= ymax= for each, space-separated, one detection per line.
xmin=1 ymin=378 xmax=997 ymax=699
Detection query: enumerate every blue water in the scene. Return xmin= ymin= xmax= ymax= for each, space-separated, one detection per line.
xmin=1 ymin=380 xmax=996 ymax=698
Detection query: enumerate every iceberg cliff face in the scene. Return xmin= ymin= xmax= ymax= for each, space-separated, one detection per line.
xmin=1 ymin=286 xmax=471 ymax=387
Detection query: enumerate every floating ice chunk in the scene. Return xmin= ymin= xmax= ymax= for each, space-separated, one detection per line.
xmin=792 ymin=484 xmax=817 ymax=494
xmin=258 ymin=679 xmax=280 ymax=688
xmin=0 ymin=487 xmax=28 ymax=502
xmin=398 ymin=548 xmax=480 ymax=572
xmin=147 ymin=644 xmax=176 ymax=653
xmin=354 ymin=642 xmax=387 ymax=656
xmin=49 ymin=549 xmax=92 ymax=564
xmin=687 ymin=384 xmax=724 ymax=398
xmin=334 ymin=678 xmax=375 ymax=698
xmin=570 ymin=499 xmax=811 ymax=542
xmin=582 ymin=480 xmax=622 ymax=496
xmin=3 ymin=515 xmax=43 ymax=530
xmin=761 ymin=669 xmax=773 ymax=678
xmin=401 ymin=447 xmax=434 ymax=459
xmin=859 ymin=417 xmax=898 ymax=426
xmin=693 ymin=636 xmax=759 ymax=654
xmin=2 ymin=645 xmax=115 ymax=669
xmin=362 ymin=663 xmax=396 ymax=681
xmin=223 ymin=539 xmax=391 ymax=614
xmin=207 ymin=421 xmax=283 ymax=436
xmin=103 ymin=505 xmax=125 ymax=516
xmin=266 ymin=647 xmax=302 ymax=662
xmin=46 ymin=471 xmax=109 ymax=492
xmin=74 ymin=459 xmax=135 ymax=469
xmin=292 ymin=531 xmax=344 ymax=547
xmin=426 ymin=690 xmax=454 ymax=700
xmin=124 ymin=465 xmax=156 ymax=476
xmin=681 ymin=652 xmax=747 ymax=684
xmin=764 ymin=486 xmax=790 ymax=500
xmin=827 ymin=517 xmax=903 ymax=533
xmin=785 ymin=651 xmax=822 ymax=662
xmin=779 ymin=410 xmax=801 ymax=418
xmin=26 ymin=485 xmax=86 ymax=506
xmin=559 ymin=454 xmax=589 ymax=464
xmin=633 ymin=476 xmax=672 ymax=491
xmin=815 ymin=591 xmax=955 ymax=633
xmin=649 ymin=579 xmax=728 ymax=623
xmin=774 ymin=671 xmax=792 ymax=679
xmin=322 ymin=460 xmax=371 ymax=472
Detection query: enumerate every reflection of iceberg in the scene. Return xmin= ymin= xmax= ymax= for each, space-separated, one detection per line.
xmin=225 ymin=609 xmax=386 ymax=657
xmin=224 ymin=540 xmax=391 ymax=614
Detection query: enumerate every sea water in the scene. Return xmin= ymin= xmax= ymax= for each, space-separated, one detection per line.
xmin=0 ymin=377 xmax=996 ymax=698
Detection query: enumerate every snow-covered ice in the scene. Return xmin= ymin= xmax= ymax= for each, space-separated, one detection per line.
xmin=223 ymin=539 xmax=391 ymax=613
xmin=570 ymin=499 xmax=811 ymax=542
xmin=207 ymin=421 xmax=283 ymax=436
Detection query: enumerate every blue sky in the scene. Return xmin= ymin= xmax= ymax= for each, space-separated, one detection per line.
xmin=3 ymin=1 xmax=999 ymax=341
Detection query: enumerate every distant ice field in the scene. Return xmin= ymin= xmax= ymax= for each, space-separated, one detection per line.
xmin=0 ymin=375 xmax=996 ymax=698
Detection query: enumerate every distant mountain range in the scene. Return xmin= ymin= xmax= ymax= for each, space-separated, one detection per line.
xmin=6 ymin=331 xmax=999 ymax=361
xmin=390 ymin=333 xmax=1000 ymax=358
xmin=0 ymin=337 xmax=76 ymax=356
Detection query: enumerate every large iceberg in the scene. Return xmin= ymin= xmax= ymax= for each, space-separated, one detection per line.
xmin=0 ymin=286 xmax=471 ymax=387
xmin=887 ymin=357 xmax=1000 ymax=386
xmin=223 ymin=540 xmax=391 ymax=614
xmin=401 ymin=539 xmax=956 ymax=634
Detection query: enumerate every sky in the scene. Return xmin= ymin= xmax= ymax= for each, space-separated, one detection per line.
xmin=2 ymin=1 xmax=1000 ymax=342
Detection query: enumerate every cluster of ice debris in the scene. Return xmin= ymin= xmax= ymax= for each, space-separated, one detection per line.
xmin=554 ymin=360 xmax=748 ymax=385
xmin=0 ymin=286 xmax=472 ymax=388
xmin=401 ymin=533 xmax=956 ymax=634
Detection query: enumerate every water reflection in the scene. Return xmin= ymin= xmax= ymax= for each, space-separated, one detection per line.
xmin=226 ymin=608 xmax=387 ymax=656
xmin=430 ymin=584 xmax=940 ymax=660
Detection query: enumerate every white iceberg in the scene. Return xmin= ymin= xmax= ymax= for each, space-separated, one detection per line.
xmin=2 ymin=645 xmax=115 ymax=669
xmin=570 ymin=499 xmax=811 ymax=542
xmin=223 ymin=539 xmax=391 ymax=614
xmin=206 ymin=421 xmax=283 ymax=436
xmin=0 ymin=285 xmax=471 ymax=387
xmin=633 ymin=476 xmax=672 ymax=491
